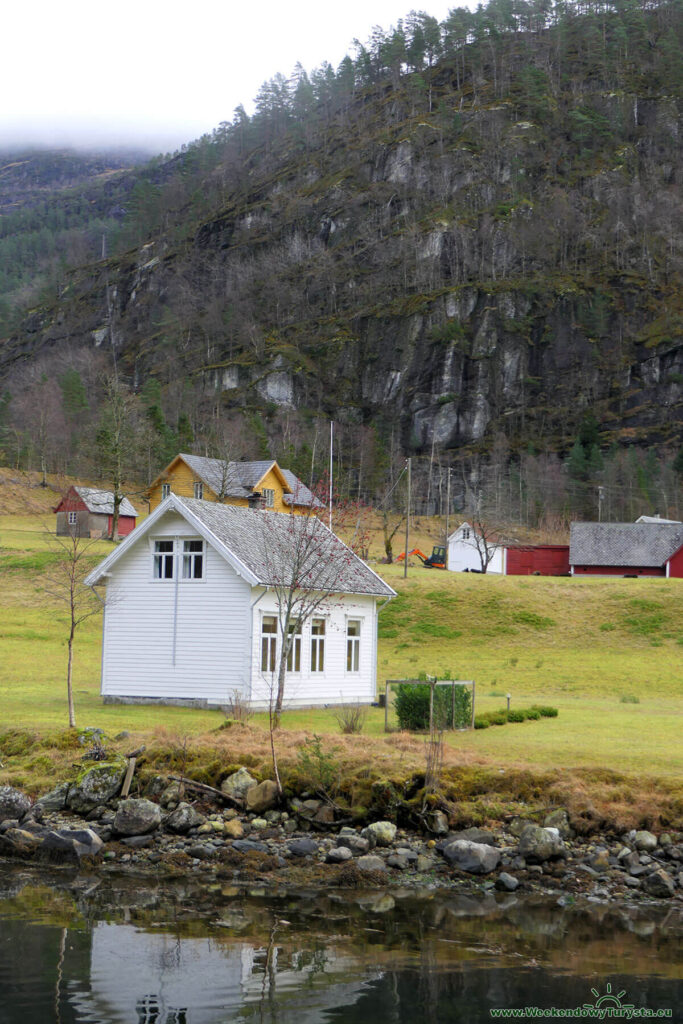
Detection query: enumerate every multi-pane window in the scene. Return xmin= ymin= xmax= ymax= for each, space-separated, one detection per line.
xmin=346 ymin=619 xmax=361 ymax=672
xmin=311 ymin=618 xmax=325 ymax=673
xmin=286 ymin=620 xmax=302 ymax=672
xmin=261 ymin=615 xmax=277 ymax=673
xmin=153 ymin=540 xmax=174 ymax=579
xmin=67 ymin=511 xmax=78 ymax=525
xmin=262 ymin=488 xmax=275 ymax=508
xmin=161 ymin=483 xmax=171 ymax=499
xmin=182 ymin=540 xmax=204 ymax=579
xmin=462 ymin=527 xmax=470 ymax=539
xmin=193 ymin=481 xmax=204 ymax=499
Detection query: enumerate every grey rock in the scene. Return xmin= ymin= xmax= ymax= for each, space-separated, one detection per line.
xmin=0 ymin=786 xmax=31 ymax=822
xmin=41 ymin=828 xmax=103 ymax=860
xmin=220 ymin=767 xmax=257 ymax=803
xmin=231 ymin=839 xmax=268 ymax=853
xmin=67 ymin=759 xmax=127 ymax=813
xmin=0 ymin=827 xmax=42 ymax=856
xmin=165 ymin=802 xmax=206 ymax=834
xmin=642 ymin=868 xmax=674 ymax=898
xmin=442 ymin=840 xmax=501 ymax=874
xmin=634 ymin=830 xmax=658 ymax=852
xmin=160 ymin=782 xmax=182 ymax=808
xmin=245 ymin=781 xmax=279 ymax=814
xmin=449 ymin=827 xmax=497 ymax=846
xmin=429 ymin=810 xmax=449 ymax=835
xmin=187 ymin=843 xmax=217 ymax=860
xmin=362 ymin=821 xmax=397 ymax=847
xmin=326 ymin=847 xmax=353 ymax=863
xmin=543 ymin=809 xmax=572 ymax=839
xmin=623 ymin=876 xmax=641 ymax=889
xmin=337 ymin=834 xmax=370 ymax=855
xmin=496 ymin=872 xmax=519 ymax=892
xmin=288 ymin=838 xmax=319 ymax=858
xmin=509 ymin=817 xmax=536 ymax=838
xmin=387 ymin=853 xmax=411 ymax=870
xmin=518 ymin=825 xmax=566 ymax=863
xmin=35 ymin=784 xmax=70 ymax=812
xmin=113 ymin=798 xmax=161 ymax=836
xmin=356 ymin=855 xmax=387 ymax=873
xmin=120 ymin=835 xmax=154 ymax=848
xmin=283 ymin=818 xmax=298 ymax=834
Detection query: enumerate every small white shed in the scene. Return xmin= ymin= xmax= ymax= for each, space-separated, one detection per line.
xmin=447 ymin=521 xmax=506 ymax=574
xmin=84 ymin=495 xmax=395 ymax=710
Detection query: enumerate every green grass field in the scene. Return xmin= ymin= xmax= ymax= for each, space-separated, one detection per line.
xmin=1 ymin=514 xmax=682 ymax=818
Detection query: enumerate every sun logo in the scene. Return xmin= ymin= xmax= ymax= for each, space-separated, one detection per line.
xmin=584 ymin=983 xmax=635 ymax=1011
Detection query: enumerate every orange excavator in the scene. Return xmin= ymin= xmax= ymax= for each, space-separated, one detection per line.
xmin=396 ymin=545 xmax=447 ymax=569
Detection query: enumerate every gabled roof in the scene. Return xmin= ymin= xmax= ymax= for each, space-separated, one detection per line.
xmin=85 ymin=495 xmax=395 ymax=599
xmin=570 ymin=522 xmax=683 ymax=567
xmin=152 ymin=453 xmax=321 ymax=507
xmin=56 ymin=486 xmax=137 ymax=517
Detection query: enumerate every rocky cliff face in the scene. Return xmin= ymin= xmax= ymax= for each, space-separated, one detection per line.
xmin=1 ymin=19 xmax=681 ymax=457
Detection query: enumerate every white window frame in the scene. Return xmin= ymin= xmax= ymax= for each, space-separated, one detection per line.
xmin=310 ymin=617 xmax=326 ymax=674
xmin=153 ymin=539 xmax=175 ymax=580
xmin=346 ymin=618 xmax=361 ymax=673
xmin=193 ymin=481 xmax=204 ymax=499
xmin=462 ymin=527 xmax=470 ymax=540
xmin=181 ymin=539 xmax=204 ymax=580
xmin=286 ymin=620 xmax=302 ymax=673
xmin=261 ymin=614 xmax=278 ymax=675
xmin=161 ymin=483 xmax=171 ymax=499
xmin=67 ymin=511 xmax=78 ymax=525
xmin=262 ymin=487 xmax=275 ymax=508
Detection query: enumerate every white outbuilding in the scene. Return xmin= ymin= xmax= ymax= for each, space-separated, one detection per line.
xmin=84 ymin=494 xmax=395 ymax=710
xmin=446 ymin=521 xmax=506 ymax=574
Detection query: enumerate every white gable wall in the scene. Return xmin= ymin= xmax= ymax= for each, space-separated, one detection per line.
xmin=447 ymin=526 xmax=505 ymax=573
xmin=249 ymin=593 xmax=378 ymax=709
xmin=101 ymin=511 xmax=252 ymax=704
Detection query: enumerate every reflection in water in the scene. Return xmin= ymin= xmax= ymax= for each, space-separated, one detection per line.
xmin=0 ymin=870 xmax=680 ymax=1024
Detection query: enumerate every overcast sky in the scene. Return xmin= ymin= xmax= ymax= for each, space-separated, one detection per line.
xmin=2 ymin=0 xmax=465 ymax=155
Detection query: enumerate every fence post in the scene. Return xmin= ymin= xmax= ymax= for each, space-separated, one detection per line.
xmin=471 ymin=680 xmax=476 ymax=729
xmin=384 ymin=684 xmax=389 ymax=733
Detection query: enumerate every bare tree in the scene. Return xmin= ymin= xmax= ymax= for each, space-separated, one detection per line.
xmin=43 ymin=527 xmax=102 ymax=728
xmin=94 ymin=376 xmax=141 ymax=540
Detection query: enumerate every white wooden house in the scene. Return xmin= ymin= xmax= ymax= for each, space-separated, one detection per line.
xmin=446 ymin=522 xmax=506 ymax=573
xmin=84 ymin=495 xmax=395 ymax=710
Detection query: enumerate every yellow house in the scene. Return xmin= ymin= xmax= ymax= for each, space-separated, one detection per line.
xmin=146 ymin=453 xmax=323 ymax=514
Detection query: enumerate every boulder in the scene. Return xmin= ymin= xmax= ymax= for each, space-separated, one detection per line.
xmin=326 ymin=846 xmax=353 ymax=863
xmin=337 ymin=833 xmax=370 ymax=855
xmin=67 ymin=759 xmax=127 ymax=814
xmin=449 ymin=827 xmax=497 ymax=846
xmin=362 ymin=821 xmax=397 ymax=848
xmin=34 ymin=784 xmax=71 ymax=813
xmin=496 ymin=872 xmax=520 ymax=892
xmin=634 ymin=830 xmax=658 ymax=852
xmin=165 ymin=802 xmax=206 ymax=834
xmin=0 ymin=786 xmax=31 ymax=822
xmin=288 ymin=838 xmax=319 ymax=858
xmin=429 ymin=810 xmax=450 ymax=835
xmin=0 ymin=827 xmax=42 ymax=857
xmin=442 ymin=840 xmax=501 ymax=874
xmin=518 ymin=825 xmax=566 ymax=863
xmin=642 ymin=869 xmax=675 ymax=898
xmin=113 ymin=798 xmax=161 ymax=836
xmin=230 ymin=839 xmax=268 ymax=853
xmin=40 ymin=828 xmax=103 ymax=862
xmin=245 ymin=780 xmax=279 ymax=814
xmin=356 ymin=855 xmax=387 ymax=873
xmin=221 ymin=767 xmax=257 ymax=803
xmin=543 ymin=809 xmax=572 ymax=839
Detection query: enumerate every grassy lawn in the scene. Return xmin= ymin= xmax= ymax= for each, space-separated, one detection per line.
xmin=1 ymin=512 xmax=682 ymax=826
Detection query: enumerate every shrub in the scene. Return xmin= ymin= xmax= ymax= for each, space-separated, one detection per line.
xmin=394 ymin=682 xmax=472 ymax=731
xmin=473 ymin=717 xmax=490 ymax=729
xmin=620 ymin=694 xmax=640 ymax=704
xmin=524 ymin=709 xmax=541 ymax=720
xmin=507 ymin=709 xmax=525 ymax=722
xmin=531 ymin=705 xmax=559 ymax=717
xmin=333 ymin=703 xmax=367 ymax=734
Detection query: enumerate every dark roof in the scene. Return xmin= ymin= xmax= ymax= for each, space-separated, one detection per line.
xmin=570 ymin=522 xmax=683 ymax=567
xmin=72 ymin=487 xmax=137 ymax=517
xmin=177 ymin=497 xmax=395 ymax=598
xmin=178 ymin=454 xmax=321 ymax=507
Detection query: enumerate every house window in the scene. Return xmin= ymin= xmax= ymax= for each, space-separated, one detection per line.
xmin=153 ymin=540 xmax=174 ymax=579
xmin=261 ymin=615 xmax=277 ymax=673
xmin=67 ymin=511 xmax=78 ymax=525
xmin=462 ymin=527 xmax=470 ymax=539
xmin=262 ymin=488 xmax=275 ymax=508
xmin=346 ymin=619 xmax=361 ymax=672
xmin=193 ymin=481 xmax=203 ymax=499
xmin=161 ymin=483 xmax=171 ymax=499
xmin=311 ymin=618 xmax=325 ymax=673
xmin=182 ymin=540 xmax=204 ymax=579
xmin=286 ymin=620 xmax=302 ymax=672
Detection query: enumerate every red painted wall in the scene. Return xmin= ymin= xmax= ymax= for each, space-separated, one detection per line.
xmin=506 ymin=545 xmax=570 ymax=576
xmin=572 ymin=564 xmax=665 ymax=577
xmin=54 ymin=487 xmax=88 ymax=513
xmin=666 ymin=545 xmax=683 ymax=578
xmin=107 ymin=515 xmax=136 ymax=537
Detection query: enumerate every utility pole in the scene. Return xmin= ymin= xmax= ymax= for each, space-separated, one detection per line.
xmin=598 ymin=486 xmax=605 ymax=523
xmin=329 ymin=421 xmax=334 ymax=531
xmin=445 ymin=467 xmax=451 ymax=569
xmin=404 ymin=457 xmax=411 ymax=579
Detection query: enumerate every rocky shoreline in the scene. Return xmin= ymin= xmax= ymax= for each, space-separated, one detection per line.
xmin=1 ymin=768 xmax=682 ymax=904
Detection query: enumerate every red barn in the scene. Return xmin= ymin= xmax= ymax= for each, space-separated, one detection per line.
xmin=505 ymin=545 xmax=570 ymax=576
xmin=53 ymin=486 xmax=137 ymax=540
xmin=569 ymin=522 xmax=683 ymax=578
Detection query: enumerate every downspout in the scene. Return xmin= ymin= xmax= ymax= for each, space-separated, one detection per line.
xmin=88 ymin=582 xmax=107 ymax=696
xmin=374 ymin=595 xmax=393 ymax=702
xmin=172 ymin=536 xmax=180 ymax=667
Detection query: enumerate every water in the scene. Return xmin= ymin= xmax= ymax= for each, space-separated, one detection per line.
xmin=0 ymin=866 xmax=680 ymax=1023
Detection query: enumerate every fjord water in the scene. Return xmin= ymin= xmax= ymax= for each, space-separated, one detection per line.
xmin=0 ymin=869 xmax=680 ymax=1024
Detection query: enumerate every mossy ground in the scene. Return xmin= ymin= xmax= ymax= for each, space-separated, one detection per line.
xmin=1 ymin=511 xmax=682 ymax=831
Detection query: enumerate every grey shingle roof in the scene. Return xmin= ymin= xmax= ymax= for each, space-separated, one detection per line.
xmin=74 ymin=487 xmax=137 ymax=517
xmin=570 ymin=522 xmax=683 ymax=567
xmin=178 ymin=454 xmax=320 ymax=507
xmin=178 ymin=497 xmax=395 ymax=598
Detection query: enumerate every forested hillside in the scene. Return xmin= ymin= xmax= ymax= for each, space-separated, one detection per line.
xmin=0 ymin=0 xmax=681 ymax=524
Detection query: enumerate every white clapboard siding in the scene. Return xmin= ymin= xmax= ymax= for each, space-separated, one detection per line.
xmin=102 ymin=514 xmax=252 ymax=703
xmin=248 ymin=594 xmax=378 ymax=708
